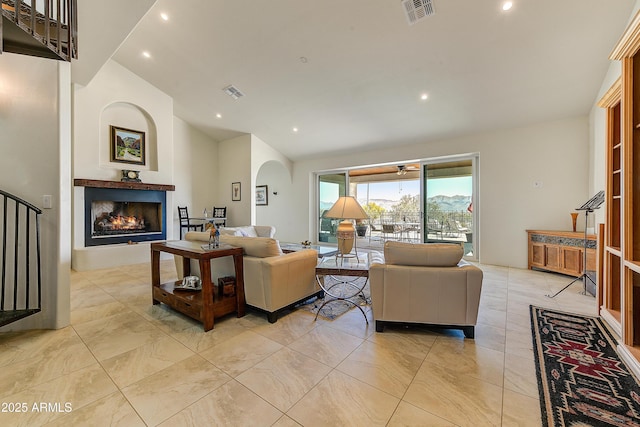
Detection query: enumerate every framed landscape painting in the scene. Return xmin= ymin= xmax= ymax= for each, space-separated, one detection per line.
xmin=256 ymin=185 xmax=268 ymax=206
xmin=110 ymin=125 xmax=145 ymax=165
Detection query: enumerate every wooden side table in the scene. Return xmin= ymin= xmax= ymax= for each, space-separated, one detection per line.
xmin=151 ymin=241 xmax=245 ymax=331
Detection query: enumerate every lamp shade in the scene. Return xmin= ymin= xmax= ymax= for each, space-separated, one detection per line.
xmin=323 ymin=196 xmax=368 ymax=220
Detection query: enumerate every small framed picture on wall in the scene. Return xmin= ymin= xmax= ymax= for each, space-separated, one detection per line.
xmin=256 ymin=185 xmax=268 ymax=206
xmin=232 ymin=182 xmax=241 ymax=201
xmin=110 ymin=125 xmax=146 ymax=165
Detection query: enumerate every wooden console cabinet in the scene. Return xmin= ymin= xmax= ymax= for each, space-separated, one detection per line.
xmin=527 ymin=230 xmax=596 ymax=277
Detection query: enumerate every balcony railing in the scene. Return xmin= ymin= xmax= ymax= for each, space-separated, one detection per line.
xmin=320 ymin=209 xmax=473 ymax=244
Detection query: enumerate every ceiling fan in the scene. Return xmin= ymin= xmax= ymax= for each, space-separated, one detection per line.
xmin=396 ymin=164 xmax=419 ymax=175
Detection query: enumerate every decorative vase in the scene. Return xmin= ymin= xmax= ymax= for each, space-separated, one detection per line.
xmin=336 ymin=220 xmax=355 ymax=255
xmin=571 ymin=212 xmax=579 ymax=232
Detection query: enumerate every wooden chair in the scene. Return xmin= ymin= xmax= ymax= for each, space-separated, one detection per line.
xmin=178 ymin=206 xmax=203 ymax=239
xmin=211 ymin=206 xmax=227 ymax=227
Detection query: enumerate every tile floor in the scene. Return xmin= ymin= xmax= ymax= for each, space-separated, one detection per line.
xmin=0 ymin=261 xmax=597 ymax=426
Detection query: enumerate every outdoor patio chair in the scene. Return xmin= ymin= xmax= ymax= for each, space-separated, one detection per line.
xmin=402 ymin=223 xmax=421 ymax=242
xmin=382 ymin=223 xmax=400 ymax=241
xmin=454 ymin=220 xmax=470 ymax=236
xmin=368 ymin=223 xmax=384 ymax=244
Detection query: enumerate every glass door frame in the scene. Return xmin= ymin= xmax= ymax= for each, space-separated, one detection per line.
xmin=420 ymin=153 xmax=479 ymax=261
xmin=317 ymin=171 xmax=348 ymax=245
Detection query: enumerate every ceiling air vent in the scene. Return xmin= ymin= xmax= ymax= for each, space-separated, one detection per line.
xmin=402 ymin=0 xmax=435 ymax=25
xmin=223 ymin=85 xmax=245 ymax=100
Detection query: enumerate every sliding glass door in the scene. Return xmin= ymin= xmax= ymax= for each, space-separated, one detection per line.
xmin=423 ymin=156 xmax=478 ymax=260
xmin=314 ymin=157 xmax=477 ymax=258
xmin=318 ymin=172 xmax=347 ymax=243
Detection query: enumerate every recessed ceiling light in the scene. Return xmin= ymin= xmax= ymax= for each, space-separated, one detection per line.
xmin=160 ymin=12 xmax=169 ymax=21
xmin=216 ymin=113 xmax=222 ymax=119
xmin=502 ymin=2 xmax=513 ymax=11
xmin=293 ymin=127 xmax=299 ymax=133
xmin=142 ymin=51 xmax=151 ymax=58
xmin=420 ymin=93 xmax=428 ymax=101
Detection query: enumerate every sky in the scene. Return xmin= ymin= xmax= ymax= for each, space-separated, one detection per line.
xmin=320 ymin=176 xmax=472 ymax=205
xmin=357 ymin=176 xmax=472 ymax=201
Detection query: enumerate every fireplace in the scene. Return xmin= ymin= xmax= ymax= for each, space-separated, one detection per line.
xmin=84 ymin=187 xmax=166 ymax=246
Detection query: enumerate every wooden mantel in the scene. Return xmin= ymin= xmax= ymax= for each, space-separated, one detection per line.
xmin=74 ymin=179 xmax=175 ymax=191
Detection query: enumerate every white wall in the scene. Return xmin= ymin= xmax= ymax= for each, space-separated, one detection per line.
xmin=292 ymin=117 xmax=590 ymax=269
xmin=218 ymin=135 xmax=252 ymax=226
xmin=0 ymin=53 xmax=71 ymax=330
xmin=251 ymin=135 xmax=293 ymax=235
xmin=215 ymin=134 xmax=296 ymax=230
xmin=255 ymin=160 xmax=293 ymax=236
xmin=72 ymin=59 xmax=218 ymax=269
xmin=73 ymin=59 xmax=173 ymax=186
xmin=172 ymin=117 xmax=219 ymax=237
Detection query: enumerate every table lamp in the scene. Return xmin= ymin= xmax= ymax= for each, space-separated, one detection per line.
xmin=323 ymin=196 xmax=368 ymax=261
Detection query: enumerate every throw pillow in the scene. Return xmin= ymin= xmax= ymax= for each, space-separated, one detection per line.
xmin=220 ymin=235 xmax=283 ymax=257
xmin=237 ymin=226 xmax=258 ymax=237
xmin=219 ymin=227 xmax=236 ymax=236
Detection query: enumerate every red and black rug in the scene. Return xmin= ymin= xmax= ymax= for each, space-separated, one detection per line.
xmin=530 ymin=306 xmax=640 ymax=426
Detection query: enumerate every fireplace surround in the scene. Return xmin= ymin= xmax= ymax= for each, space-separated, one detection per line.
xmin=85 ymin=187 xmax=165 ymax=246
xmin=75 ymin=179 xmax=174 ymax=247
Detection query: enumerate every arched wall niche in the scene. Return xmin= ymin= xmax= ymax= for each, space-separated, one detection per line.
xmin=255 ymin=159 xmax=293 ymax=237
xmin=100 ymin=101 xmax=158 ymax=170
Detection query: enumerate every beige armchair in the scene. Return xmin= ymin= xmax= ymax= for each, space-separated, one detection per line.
xmin=369 ymin=241 xmax=483 ymax=338
xmin=175 ymin=231 xmax=320 ymax=323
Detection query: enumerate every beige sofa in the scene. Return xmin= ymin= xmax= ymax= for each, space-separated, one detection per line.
xmin=175 ymin=229 xmax=320 ymax=323
xmin=369 ymin=241 xmax=483 ymax=338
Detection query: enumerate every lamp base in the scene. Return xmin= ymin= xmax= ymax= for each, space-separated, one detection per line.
xmin=336 ymin=220 xmax=355 ymax=254
xmin=336 ymin=220 xmax=361 ymax=263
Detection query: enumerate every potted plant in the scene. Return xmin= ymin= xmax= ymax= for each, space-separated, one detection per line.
xmin=355 ymin=219 xmax=368 ymax=237
xmin=361 ymin=202 xmax=384 ymax=236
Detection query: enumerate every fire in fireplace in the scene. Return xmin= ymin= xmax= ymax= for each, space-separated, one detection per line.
xmin=92 ymin=201 xmax=159 ymax=237
xmin=94 ymin=213 xmax=146 ymax=234
xmin=84 ymin=187 xmax=166 ymax=246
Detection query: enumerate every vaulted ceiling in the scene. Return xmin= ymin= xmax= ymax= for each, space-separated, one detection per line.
xmin=74 ymin=0 xmax=636 ymax=161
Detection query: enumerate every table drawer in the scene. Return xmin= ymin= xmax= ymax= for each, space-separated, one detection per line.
xmin=174 ymin=298 xmax=201 ymax=318
xmin=153 ymin=286 xmax=175 ymax=305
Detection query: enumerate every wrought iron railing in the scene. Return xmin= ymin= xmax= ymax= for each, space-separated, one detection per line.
xmin=1 ymin=0 xmax=77 ymax=60
xmin=320 ymin=209 xmax=474 ymax=245
xmin=0 ymin=189 xmax=42 ymax=327
xmin=377 ymin=210 xmax=473 ymax=230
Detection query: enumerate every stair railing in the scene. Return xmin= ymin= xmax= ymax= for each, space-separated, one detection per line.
xmin=0 ymin=189 xmax=42 ymax=327
xmin=1 ymin=0 xmax=77 ymax=60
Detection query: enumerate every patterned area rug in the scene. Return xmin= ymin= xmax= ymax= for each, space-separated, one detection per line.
xmin=296 ymin=276 xmax=370 ymax=320
xmin=530 ymin=305 xmax=640 ymax=426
